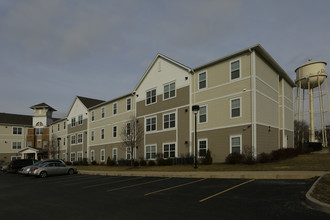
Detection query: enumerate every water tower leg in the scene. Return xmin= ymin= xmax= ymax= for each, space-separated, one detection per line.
xmin=308 ymin=81 xmax=315 ymax=142
xmin=302 ymin=88 xmax=305 ymax=143
xmin=318 ymin=78 xmax=326 ymax=147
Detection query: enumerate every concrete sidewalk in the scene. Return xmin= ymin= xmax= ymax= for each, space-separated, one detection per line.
xmin=78 ymin=170 xmax=327 ymax=179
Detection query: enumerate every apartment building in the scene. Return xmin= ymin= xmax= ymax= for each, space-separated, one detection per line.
xmin=0 ymin=44 xmax=295 ymax=164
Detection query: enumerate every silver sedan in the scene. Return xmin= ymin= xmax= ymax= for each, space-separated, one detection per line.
xmin=33 ymin=162 xmax=77 ymax=178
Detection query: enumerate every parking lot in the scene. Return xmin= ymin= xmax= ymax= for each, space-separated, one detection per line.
xmin=0 ymin=173 xmax=328 ymax=219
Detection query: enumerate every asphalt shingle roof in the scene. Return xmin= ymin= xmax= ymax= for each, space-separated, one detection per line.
xmin=0 ymin=113 xmax=33 ymax=126
xmin=77 ymin=96 xmax=105 ymax=109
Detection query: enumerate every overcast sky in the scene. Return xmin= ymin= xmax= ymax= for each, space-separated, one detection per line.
xmin=1 ymin=0 xmax=330 ymax=119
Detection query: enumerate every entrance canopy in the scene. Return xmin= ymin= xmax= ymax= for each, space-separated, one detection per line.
xmin=18 ymin=147 xmax=39 ymax=160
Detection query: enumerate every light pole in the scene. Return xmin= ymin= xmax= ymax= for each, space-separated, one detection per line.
xmin=192 ymin=105 xmax=200 ymax=169
xmin=57 ymin=137 xmax=61 ymax=159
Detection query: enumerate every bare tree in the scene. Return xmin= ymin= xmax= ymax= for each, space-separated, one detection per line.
xmin=49 ymin=134 xmax=60 ymax=159
xmin=294 ymin=120 xmax=309 ymax=148
xmin=120 ymin=117 xmax=144 ymax=166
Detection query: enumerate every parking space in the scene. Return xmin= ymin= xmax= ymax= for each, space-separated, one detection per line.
xmin=0 ymin=173 xmax=328 ymax=219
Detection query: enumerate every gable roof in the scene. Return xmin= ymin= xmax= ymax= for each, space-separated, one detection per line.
xmin=77 ymin=96 xmax=105 ymax=109
xmin=134 ymin=53 xmax=191 ymax=92
xmin=193 ymin=44 xmax=295 ymax=87
xmin=30 ymin=103 xmax=57 ymax=111
xmin=88 ymin=93 xmax=133 ymax=110
xmin=0 ymin=113 xmax=32 ymax=126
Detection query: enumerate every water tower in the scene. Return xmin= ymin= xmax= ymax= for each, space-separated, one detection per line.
xmin=295 ymin=60 xmax=328 ymax=147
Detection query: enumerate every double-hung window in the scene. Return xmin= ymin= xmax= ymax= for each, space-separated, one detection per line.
xmin=77 ymin=133 xmax=83 ymax=144
xmin=230 ymin=135 xmax=242 ymax=154
xmin=164 ymin=82 xmax=175 ymax=99
xmin=198 ymin=72 xmax=207 ymax=89
xmin=113 ymin=126 xmax=117 ymax=138
xmin=146 ymin=117 xmax=156 ymax=132
xmin=113 ymin=148 xmax=117 ymax=161
xmin=126 ymin=123 xmax=131 ymax=136
xmin=230 ymin=59 xmax=240 ymax=80
xmin=146 ymin=145 xmax=156 ymax=160
xmin=70 ymin=153 xmax=76 ymax=162
xmin=78 ymin=115 xmax=83 ymax=125
xmin=91 ymin=131 xmax=95 ymax=141
xmin=126 ymin=98 xmax=131 ymax=111
xmin=101 ymin=108 xmax=105 ymax=118
xmin=146 ymin=89 xmax=156 ymax=105
xmin=198 ymin=139 xmax=207 ymax=157
xmin=77 ymin=152 xmax=83 ymax=161
xmin=126 ymin=147 xmax=131 ymax=160
xmin=13 ymin=127 xmax=22 ymax=135
xmin=164 ymin=113 xmax=175 ymax=129
xmin=90 ymin=150 xmax=95 ymax=161
xmin=100 ymin=149 xmax=105 ymax=162
xmin=199 ymin=106 xmax=207 ymax=123
xmin=57 ymin=124 xmax=60 ymax=131
xmin=71 ymin=117 xmax=76 ymax=127
xmin=101 ymin=129 xmax=105 ymax=140
xmin=231 ymin=97 xmax=241 ymax=118
xmin=63 ymin=121 xmax=66 ymax=129
xmin=113 ymin=103 xmax=117 ymax=115
xmin=163 ymin=143 xmax=175 ymax=158
xmin=91 ymin=111 xmax=95 ymax=121
xmin=71 ymin=135 xmax=76 ymax=145
xmin=12 ymin=142 xmax=22 ymax=150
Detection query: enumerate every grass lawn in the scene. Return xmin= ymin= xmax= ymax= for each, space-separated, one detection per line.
xmin=311 ymin=174 xmax=330 ymax=204
xmin=75 ymin=153 xmax=330 ymax=172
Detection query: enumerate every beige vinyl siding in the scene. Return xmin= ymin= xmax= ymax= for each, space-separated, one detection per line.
xmin=255 ymin=54 xmax=279 ymax=90
xmin=256 ymin=93 xmax=279 ymax=127
xmin=256 ymin=125 xmax=279 ymax=154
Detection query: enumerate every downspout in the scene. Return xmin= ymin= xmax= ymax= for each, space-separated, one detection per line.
xmin=188 ymin=68 xmax=195 ymax=156
xmin=249 ymin=49 xmax=257 ymax=158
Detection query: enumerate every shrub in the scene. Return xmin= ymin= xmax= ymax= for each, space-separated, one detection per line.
xmin=118 ymin=159 xmax=131 ymax=166
xmin=139 ymin=160 xmax=147 ymax=166
xmin=157 ymin=158 xmax=166 ymax=166
xmin=65 ymin=161 xmax=72 ymax=166
xmin=133 ymin=160 xmax=139 ymax=167
xmin=257 ymin=153 xmax=272 ymax=163
xmin=165 ymin=158 xmax=173 ymax=165
xmin=73 ymin=161 xmax=82 ymax=166
xmin=82 ymin=158 xmax=88 ymax=166
xmin=148 ymin=160 xmax=156 ymax=166
xmin=202 ymin=150 xmax=213 ymax=165
xmin=91 ymin=160 xmax=97 ymax=165
xmin=225 ymin=152 xmax=244 ymax=164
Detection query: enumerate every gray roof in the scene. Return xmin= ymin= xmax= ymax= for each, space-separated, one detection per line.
xmin=77 ymin=96 xmax=105 ymax=109
xmin=0 ymin=113 xmax=33 ymax=126
xmin=30 ymin=102 xmax=57 ymax=111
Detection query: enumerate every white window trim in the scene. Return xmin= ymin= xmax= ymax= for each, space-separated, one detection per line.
xmin=230 ymin=134 xmax=242 ymax=154
xmin=71 ymin=117 xmax=76 ymax=127
xmin=199 ymin=105 xmax=208 ymax=124
xmin=70 ymin=152 xmax=76 ymax=162
xmin=163 ymin=81 xmax=176 ymax=101
xmin=71 ymin=135 xmax=76 ymax=145
xmin=145 ymin=144 xmax=157 ymax=160
xmin=230 ymin=97 xmax=242 ymax=119
xmin=163 ymin=112 xmax=176 ymax=130
xmin=163 ymin=142 xmax=177 ymax=158
xmin=198 ymin=138 xmax=208 ymax=158
xmin=77 ymin=133 xmax=83 ymax=144
xmin=145 ymin=88 xmax=157 ymax=106
xmin=126 ymin=147 xmax=131 ymax=160
xmin=78 ymin=114 xmax=83 ymax=125
xmin=12 ymin=141 xmax=22 ymax=150
xmin=101 ymin=128 xmax=105 ymax=140
xmin=13 ymin=127 xmax=23 ymax=135
xmin=91 ymin=130 xmax=95 ymax=142
xmin=113 ymin=103 xmax=118 ymax=115
xmin=100 ymin=149 xmax=105 ymax=162
xmin=198 ymin=71 xmax=207 ymax=90
xmin=126 ymin=98 xmax=132 ymax=112
xmin=77 ymin=151 xmax=83 ymax=161
xmin=230 ymin=58 xmax=241 ymax=81
xmin=101 ymin=107 xmax=105 ymax=118
xmin=90 ymin=150 xmax=95 ymax=161
xmin=91 ymin=111 xmax=95 ymax=121
xmin=113 ymin=126 xmax=117 ymax=138
xmin=112 ymin=148 xmax=118 ymax=161
xmin=145 ymin=116 xmax=157 ymax=133
xmin=62 ymin=153 xmax=66 ymax=161
xmin=11 ymin=156 xmax=21 ymax=161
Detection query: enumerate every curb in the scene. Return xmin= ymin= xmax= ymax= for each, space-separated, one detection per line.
xmin=305 ymin=174 xmax=330 ymax=214
xmin=78 ymin=170 xmax=326 ymax=180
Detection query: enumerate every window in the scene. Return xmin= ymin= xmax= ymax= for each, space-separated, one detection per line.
xmin=78 ymin=115 xmax=83 ymax=125
xmin=35 ymin=128 xmax=43 ymax=135
xmin=146 ymin=145 xmax=156 ymax=160
xmin=126 ymin=147 xmax=131 ymax=160
xmin=63 ymin=137 xmax=66 ymax=145
xmin=43 ymin=141 xmax=48 ymax=148
xmin=13 ymin=127 xmax=22 ymax=135
xmin=27 ymin=142 xmax=32 ymax=148
xmin=113 ymin=148 xmax=117 ymax=161
xmin=70 ymin=153 xmax=76 ymax=162
xmin=113 ymin=126 xmax=117 ymax=138
xmin=101 ymin=108 xmax=105 ymax=118
xmin=63 ymin=121 xmax=66 ymax=129
xmin=126 ymin=123 xmax=131 ymax=136
xmin=127 ymin=98 xmax=131 ymax=111
xmin=77 ymin=133 xmax=83 ymax=144
xmin=146 ymin=117 xmax=156 ymax=132
xmin=57 ymin=124 xmax=60 ymax=131
xmin=113 ymin=103 xmax=117 ymax=115
xmin=62 ymin=153 xmax=66 ymax=161
xmin=91 ymin=131 xmax=95 ymax=141
xmin=199 ymin=72 xmax=207 ymax=89
xmin=198 ymin=139 xmax=207 ymax=157
xmin=163 ymin=143 xmax=175 ymax=158
xmin=199 ymin=106 xmax=207 ymax=123
xmin=100 ymin=149 xmax=105 ymax=162
xmin=11 ymin=156 xmax=21 ymax=161
xmin=230 ymin=59 xmax=240 ymax=80
xmin=164 ymin=82 xmax=175 ymax=99
xmin=231 ymin=98 xmax=241 ymax=118
xmin=164 ymin=113 xmax=175 ymax=129
xmin=101 ymin=129 xmax=105 ymax=140
xmin=12 ymin=142 xmax=22 ymax=150
xmin=90 ymin=150 xmax=95 ymax=161
xmin=77 ymin=152 xmax=83 ymax=161
xmin=146 ymin=89 xmax=156 ymax=105
xmin=230 ymin=135 xmax=242 ymax=154
xmin=91 ymin=111 xmax=95 ymax=121
xmin=51 ymin=126 xmax=54 ymax=133
xmin=71 ymin=135 xmax=76 ymax=145
xmin=71 ymin=117 xmax=76 ymax=127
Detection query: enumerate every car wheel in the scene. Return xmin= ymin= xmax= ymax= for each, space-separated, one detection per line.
xmin=40 ymin=171 xmax=47 ymax=178
xmin=68 ymin=169 xmax=74 ymax=175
